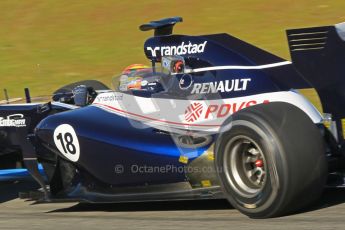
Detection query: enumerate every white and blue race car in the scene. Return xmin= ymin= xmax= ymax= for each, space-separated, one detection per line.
xmin=1 ymin=17 xmax=345 ymax=218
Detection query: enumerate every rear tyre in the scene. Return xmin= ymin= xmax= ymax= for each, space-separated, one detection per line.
xmin=215 ymin=102 xmax=327 ymax=218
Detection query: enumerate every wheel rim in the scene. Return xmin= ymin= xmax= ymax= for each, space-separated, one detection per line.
xmin=224 ymin=136 xmax=267 ymax=198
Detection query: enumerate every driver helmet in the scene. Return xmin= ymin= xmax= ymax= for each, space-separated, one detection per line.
xmin=119 ymin=64 xmax=150 ymax=90
xmin=173 ymin=60 xmax=184 ymax=73
xmin=122 ymin=64 xmax=150 ymax=75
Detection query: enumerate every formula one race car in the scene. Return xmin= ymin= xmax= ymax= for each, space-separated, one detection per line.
xmin=1 ymin=17 xmax=345 ymax=218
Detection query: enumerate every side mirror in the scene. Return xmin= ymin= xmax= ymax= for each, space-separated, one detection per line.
xmin=72 ymin=85 xmax=88 ymax=106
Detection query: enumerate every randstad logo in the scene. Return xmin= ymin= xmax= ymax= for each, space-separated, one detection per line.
xmin=147 ymin=41 xmax=207 ymax=57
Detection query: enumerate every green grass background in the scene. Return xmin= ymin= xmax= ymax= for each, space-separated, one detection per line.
xmin=1 ymin=0 xmax=345 ymax=109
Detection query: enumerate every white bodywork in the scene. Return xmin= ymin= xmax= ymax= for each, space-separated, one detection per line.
xmin=92 ymin=90 xmax=323 ymax=133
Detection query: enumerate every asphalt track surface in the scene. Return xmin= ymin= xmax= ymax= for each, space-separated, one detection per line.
xmin=1 ymin=180 xmax=345 ymax=229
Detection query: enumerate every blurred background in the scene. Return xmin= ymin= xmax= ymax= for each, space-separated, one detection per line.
xmin=0 ymin=0 xmax=344 ymax=104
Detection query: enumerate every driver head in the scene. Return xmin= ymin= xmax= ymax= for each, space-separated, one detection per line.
xmin=173 ymin=60 xmax=184 ymax=73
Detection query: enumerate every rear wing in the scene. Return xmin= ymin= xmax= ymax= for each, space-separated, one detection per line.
xmin=287 ymin=23 xmax=345 ymax=142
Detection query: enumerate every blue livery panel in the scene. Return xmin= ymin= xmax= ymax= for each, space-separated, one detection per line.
xmin=35 ymin=106 xmax=212 ymax=186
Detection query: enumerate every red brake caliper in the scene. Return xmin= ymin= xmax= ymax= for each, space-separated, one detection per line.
xmin=255 ymin=159 xmax=264 ymax=168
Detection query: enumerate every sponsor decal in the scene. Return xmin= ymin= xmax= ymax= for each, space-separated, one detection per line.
xmin=179 ymin=74 xmax=193 ymax=90
xmin=147 ymin=41 xmax=207 ymax=57
xmin=185 ymin=100 xmax=269 ymax=123
xmin=96 ymin=94 xmax=123 ymax=102
xmin=185 ymin=102 xmax=203 ymax=123
xmin=0 ymin=114 xmax=26 ymax=127
xmin=191 ymin=78 xmax=251 ymax=94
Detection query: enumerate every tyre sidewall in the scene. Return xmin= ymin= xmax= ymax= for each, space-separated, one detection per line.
xmin=216 ymin=118 xmax=288 ymax=217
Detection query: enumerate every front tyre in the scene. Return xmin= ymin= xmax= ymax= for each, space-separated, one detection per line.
xmin=215 ymin=102 xmax=327 ymax=218
xmin=41 ymin=156 xmax=77 ymax=196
